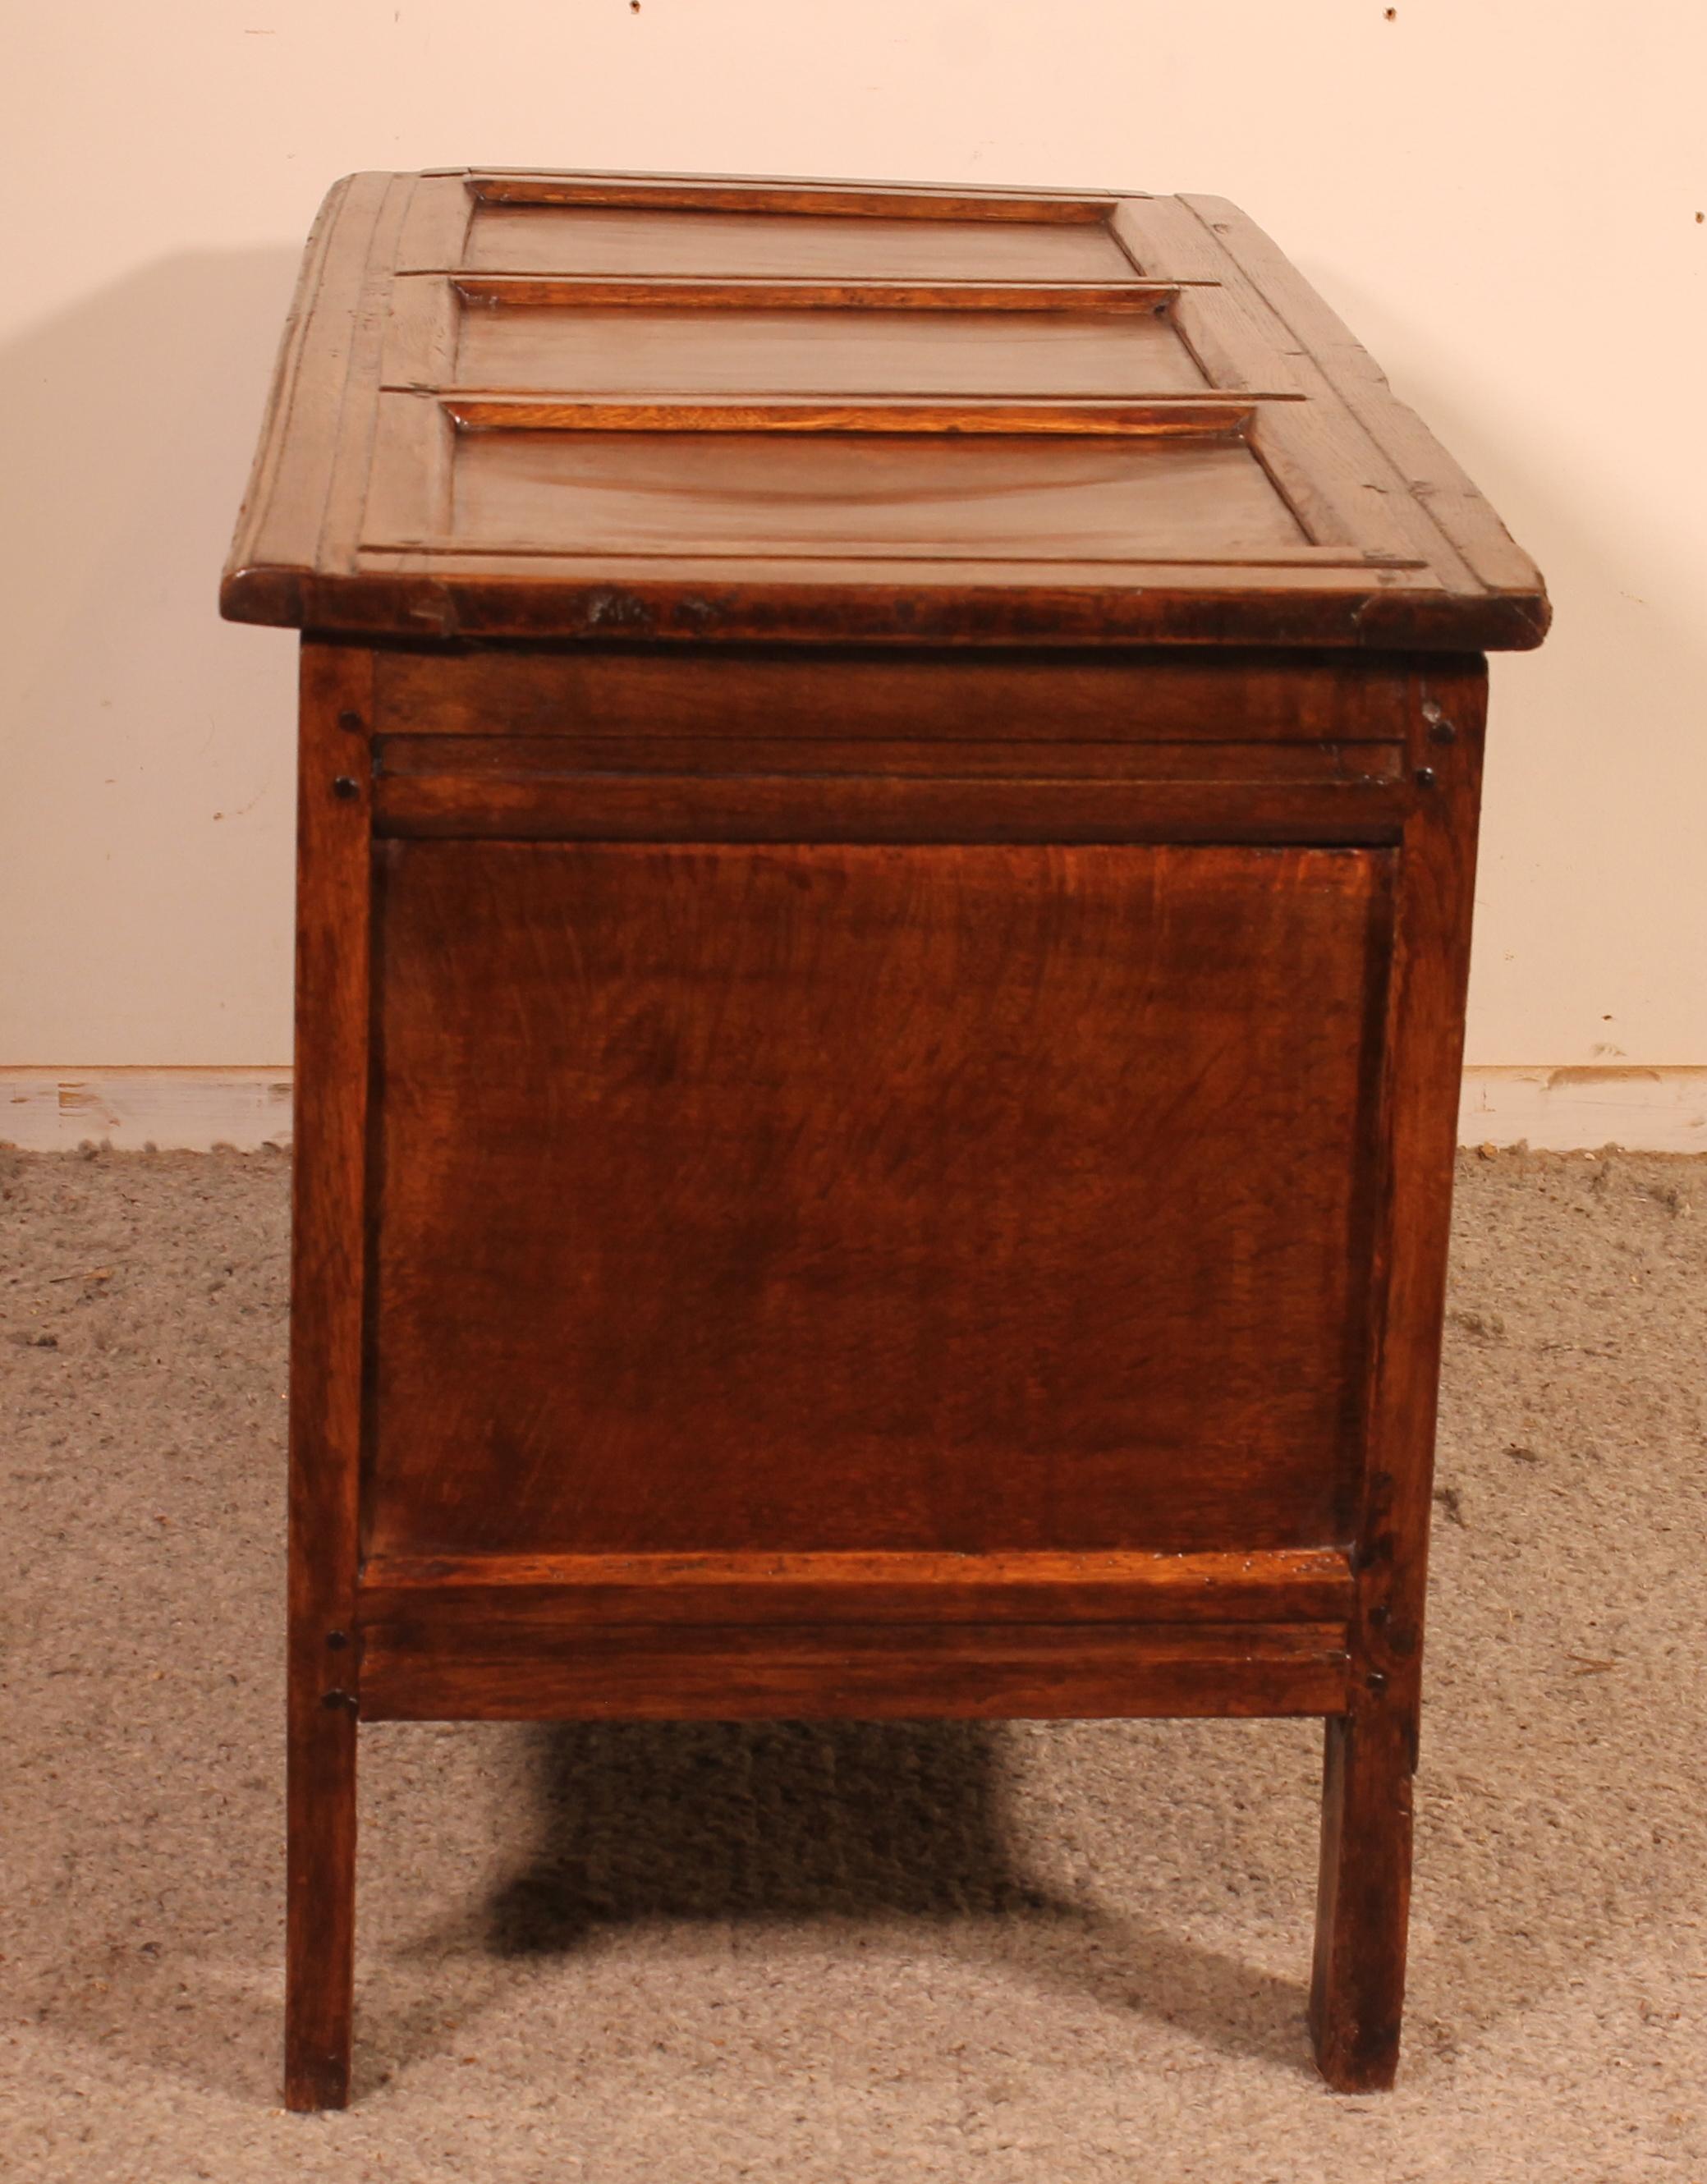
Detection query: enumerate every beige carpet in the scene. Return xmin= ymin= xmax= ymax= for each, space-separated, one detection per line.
xmin=2 ymin=1143 xmax=1704 ymax=2182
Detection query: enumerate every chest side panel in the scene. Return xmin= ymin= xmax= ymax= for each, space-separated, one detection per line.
xmin=366 ymin=837 xmax=1391 ymax=1557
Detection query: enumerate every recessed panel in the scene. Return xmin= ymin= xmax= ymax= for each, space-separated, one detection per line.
xmin=463 ymin=205 xmax=1138 ymax=282
xmin=446 ymin=429 xmax=1305 ymax=560
xmin=454 ymin=302 xmax=1208 ymax=397
xmin=369 ymin=840 xmax=1390 ymax=1558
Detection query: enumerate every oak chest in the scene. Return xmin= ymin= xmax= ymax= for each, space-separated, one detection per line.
xmin=222 ymin=167 xmax=1549 ymax=2108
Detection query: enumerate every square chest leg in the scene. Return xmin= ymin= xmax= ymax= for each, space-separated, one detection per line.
xmin=1310 ymin=1695 xmax=1417 ymax=2090
xmin=282 ymin=640 xmax=1484 ymax=2108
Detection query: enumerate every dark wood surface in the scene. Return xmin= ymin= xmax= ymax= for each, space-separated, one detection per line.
xmin=359 ymin=1541 xmax=1359 ymax=1723
xmin=222 ymin=169 xmax=1548 ymax=649
xmin=282 ymin=643 xmax=374 ymax=2113
xmin=357 ymin=1547 xmax=1357 ymax=1626
xmin=368 ymin=838 xmax=1388 ymax=1559
xmin=369 ymin=640 xmax=1428 ymax=743
xmin=1307 ymin=658 xmax=1489 ymax=2089
xmin=358 ymin=1621 xmax=1354 ymax=1725
xmin=225 ymin=171 xmax=1548 ymax=2108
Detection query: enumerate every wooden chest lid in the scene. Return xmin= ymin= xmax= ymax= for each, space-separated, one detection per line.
xmin=222 ymin=169 xmax=1548 ymax=650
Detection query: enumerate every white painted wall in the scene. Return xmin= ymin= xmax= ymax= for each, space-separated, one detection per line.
xmin=2 ymin=1 xmax=1702 ymax=1076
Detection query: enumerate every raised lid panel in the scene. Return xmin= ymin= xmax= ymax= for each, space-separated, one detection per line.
xmin=450 ymin=297 xmax=1210 ymax=397
xmin=443 ymin=426 xmax=1308 ymax=561
xmin=366 ymin=838 xmax=1391 ymax=1559
xmin=359 ymin=392 xmax=1422 ymax=580
xmin=460 ymin=204 xmax=1140 ymax=282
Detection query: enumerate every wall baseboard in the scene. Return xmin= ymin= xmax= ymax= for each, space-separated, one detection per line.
xmin=1 ymin=1070 xmax=295 ymax=1153
xmin=3 ymin=1066 xmax=1705 ymax=1157
xmin=1457 ymin=1065 xmax=1707 ymax=1154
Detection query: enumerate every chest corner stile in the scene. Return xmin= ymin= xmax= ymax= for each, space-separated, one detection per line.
xmin=223 ymin=167 xmax=1548 ymax=2111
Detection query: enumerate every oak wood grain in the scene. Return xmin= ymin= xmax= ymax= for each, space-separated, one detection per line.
xmin=224 ymin=176 xmax=387 ymax=602
xmin=368 ymin=643 xmax=1433 ymax=745
xmin=1185 ymin=200 xmax=1545 ymax=617
xmin=282 ymin=642 xmax=374 ymax=2113
xmin=433 ymin=424 xmax=1305 ymax=563
xmin=461 ymin=204 xmax=1138 ymax=283
xmin=448 ymin=272 xmax=1183 ymax=310
xmin=374 ymin=729 xmax=1405 ymax=783
xmin=368 ymin=769 xmax=1408 ymax=845
xmin=463 ymin=172 xmax=1127 ymax=221
xmin=1308 ymin=659 xmax=1489 ymax=2091
xmin=366 ymin=839 xmax=1391 ymax=1562
xmin=357 ymin=1547 xmax=1358 ymax=1629
xmin=436 ymin=393 xmax=1256 ymax=435
xmin=359 ymin=1619 xmax=1354 ymax=1724
xmin=443 ymin=299 xmax=1209 ymax=399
